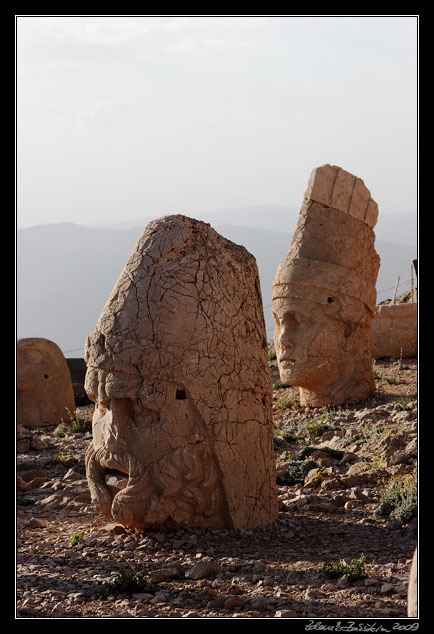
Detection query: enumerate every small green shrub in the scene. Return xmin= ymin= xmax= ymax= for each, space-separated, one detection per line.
xmin=344 ymin=422 xmax=391 ymax=447
xmin=277 ymin=458 xmax=319 ymax=485
xmin=274 ymin=430 xmax=297 ymax=443
xmin=372 ymin=363 xmax=397 ymax=384
xmin=395 ymin=396 xmax=415 ymax=411
xmin=297 ymin=446 xmax=316 ymax=460
xmin=322 ymin=554 xmax=366 ymax=581
xmin=294 ymin=418 xmax=331 ymax=438
xmin=273 ymin=381 xmax=290 ymax=390
xmin=307 ymin=421 xmax=330 ymax=437
xmin=102 ymin=565 xmax=160 ymax=597
xmin=70 ymin=532 xmax=85 ymax=547
xmin=376 ymin=473 xmax=417 ymax=523
xmin=57 ymin=408 xmax=92 ymax=436
xmin=275 ymin=396 xmax=299 ymax=410
xmin=54 ymin=449 xmax=78 ymax=466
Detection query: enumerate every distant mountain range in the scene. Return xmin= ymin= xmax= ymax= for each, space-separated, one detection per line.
xmin=16 ymin=205 xmax=417 ymax=357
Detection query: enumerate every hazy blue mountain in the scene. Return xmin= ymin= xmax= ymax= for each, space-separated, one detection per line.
xmin=17 ymin=216 xmax=417 ymax=358
xmin=94 ymin=205 xmax=417 ymax=248
xmin=93 ymin=204 xmax=299 ymax=232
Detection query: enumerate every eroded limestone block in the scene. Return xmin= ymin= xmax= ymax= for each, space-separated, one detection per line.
xmin=272 ymin=165 xmax=380 ymax=407
xmin=17 ymin=337 xmax=76 ymax=428
xmin=371 ymin=302 xmax=417 ymax=359
xmin=84 ymin=214 xmax=278 ymax=532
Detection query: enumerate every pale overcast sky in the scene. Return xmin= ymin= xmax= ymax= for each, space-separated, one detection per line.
xmin=16 ymin=15 xmax=418 ymax=229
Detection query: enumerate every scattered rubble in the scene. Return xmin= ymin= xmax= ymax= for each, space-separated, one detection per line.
xmin=17 ymin=358 xmax=417 ymax=618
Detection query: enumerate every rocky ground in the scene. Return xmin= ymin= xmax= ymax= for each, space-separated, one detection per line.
xmin=16 ymin=357 xmax=417 ymax=619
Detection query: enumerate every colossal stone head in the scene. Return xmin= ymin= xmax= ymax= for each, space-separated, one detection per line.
xmin=272 ymin=165 xmax=381 ymax=407
xmin=84 ymin=215 xmax=278 ymax=531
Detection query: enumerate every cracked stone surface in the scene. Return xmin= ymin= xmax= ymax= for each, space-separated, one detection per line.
xmin=84 ymin=214 xmax=278 ymax=532
xmin=272 ymin=165 xmax=381 ymax=408
xmin=17 ymin=338 xmax=76 ymax=429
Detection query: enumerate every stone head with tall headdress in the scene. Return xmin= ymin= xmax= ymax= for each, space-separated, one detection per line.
xmin=272 ymin=165 xmax=380 ymax=407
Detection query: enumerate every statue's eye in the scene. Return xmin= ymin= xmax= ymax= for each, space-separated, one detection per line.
xmin=176 ymin=389 xmax=187 ymax=400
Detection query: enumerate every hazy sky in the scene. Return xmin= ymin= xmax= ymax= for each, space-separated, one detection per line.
xmin=16 ymin=15 xmax=418 ymax=229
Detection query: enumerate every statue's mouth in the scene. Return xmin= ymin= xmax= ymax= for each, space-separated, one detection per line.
xmin=104 ymin=468 xmax=129 ymax=492
xmin=85 ymin=443 xmax=141 ymax=518
xmin=279 ymin=357 xmax=297 ymax=365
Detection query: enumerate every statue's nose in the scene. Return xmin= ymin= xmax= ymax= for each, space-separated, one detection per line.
xmin=277 ymin=321 xmax=294 ymax=349
xmin=95 ymin=398 xmax=131 ymax=453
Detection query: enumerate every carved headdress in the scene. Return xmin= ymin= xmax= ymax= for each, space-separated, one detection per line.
xmin=273 ymin=164 xmax=380 ymax=322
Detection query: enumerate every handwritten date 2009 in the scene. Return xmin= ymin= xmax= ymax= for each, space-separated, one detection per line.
xmin=305 ymin=622 xmax=419 ymax=633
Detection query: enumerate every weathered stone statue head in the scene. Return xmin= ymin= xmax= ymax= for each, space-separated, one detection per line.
xmin=272 ymin=165 xmax=380 ymax=407
xmin=17 ymin=337 xmax=76 ymax=428
xmin=85 ymin=214 xmax=278 ymax=532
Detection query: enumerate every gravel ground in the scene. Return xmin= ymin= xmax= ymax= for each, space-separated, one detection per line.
xmin=16 ymin=357 xmax=418 ymax=620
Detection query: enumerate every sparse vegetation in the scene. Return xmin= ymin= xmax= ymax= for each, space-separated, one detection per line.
xmin=343 ymin=422 xmax=396 ymax=447
xmin=69 ymin=532 xmax=85 ymax=547
xmin=369 ymin=454 xmax=388 ymax=470
xmin=282 ymin=416 xmax=333 ymax=439
xmin=322 ymin=554 xmax=367 ymax=581
xmin=305 ymin=419 xmax=331 ymax=438
xmin=56 ymin=408 xmax=92 ymax=437
xmin=373 ymin=367 xmax=397 ymax=384
xmin=267 ymin=347 xmax=277 ymax=361
xmin=276 ymin=457 xmax=319 ymax=485
xmin=100 ymin=565 xmax=160 ymax=598
xmin=274 ymin=429 xmax=297 ymax=443
xmin=16 ymin=354 xmax=417 ymax=618
xmin=373 ymin=352 xmax=409 ymax=385
xmin=376 ymin=473 xmax=417 ymax=524
xmin=395 ymin=396 xmax=415 ymax=411
xmin=273 ymin=381 xmax=290 ymax=390
xmin=275 ymin=396 xmax=300 ymax=410
xmin=54 ymin=449 xmax=79 ymax=466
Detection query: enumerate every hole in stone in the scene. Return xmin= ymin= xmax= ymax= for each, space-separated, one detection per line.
xmin=327 ymin=297 xmax=334 ymax=303
xmin=262 ymin=395 xmax=266 ymax=406
xmin=176 ymin=389 xmax=187 ymax=400
xmin=44 ymin=374 xmax=49 ymax=379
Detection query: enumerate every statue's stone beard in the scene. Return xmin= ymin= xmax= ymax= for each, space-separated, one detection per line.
xmin=85 ymin=439 xmax=230 ymax=531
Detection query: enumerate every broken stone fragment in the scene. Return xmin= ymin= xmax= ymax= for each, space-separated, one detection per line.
xmin=185 ymin=560 xmax=221 ymax=580
xmin=272 ymin=165 xmax=380 ymax=407
xmin=407 ymin=546 xmax=417 ymax=617
xmin=84 ymin=214 xmax=278 ymax=532
xmin=148 ymin=565 xmax=183 ymax=583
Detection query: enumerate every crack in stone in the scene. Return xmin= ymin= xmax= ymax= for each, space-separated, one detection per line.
xmin=84 ymin=214 xmax=278 ymax=531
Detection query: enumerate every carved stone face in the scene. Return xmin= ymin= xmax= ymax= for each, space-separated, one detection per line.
xmin=272 ymin=284 xmax=374 ymax=407
xmin=85 ymin=370 xmax=226 ymax=531
xmin=273 ymin=296 xmax=344 ymax=389
xmin=84 ymin=215 xmax=278 ymax=531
